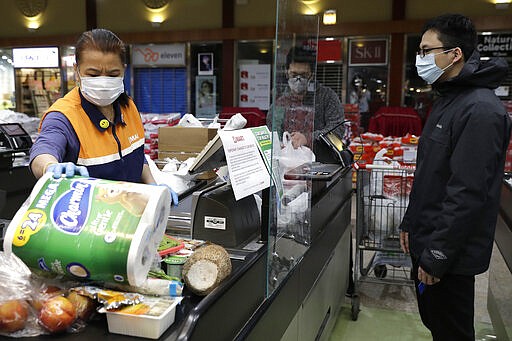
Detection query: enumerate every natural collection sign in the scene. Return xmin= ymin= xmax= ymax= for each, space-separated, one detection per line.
xmin=349 ymin=39 xmax=388 ymax=66
xmin=477 ymin=34 xmax=512 ymax=58
xmin=132 ymin=44 xmax=186 ymax=66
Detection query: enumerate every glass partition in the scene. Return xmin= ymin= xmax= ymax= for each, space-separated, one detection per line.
xmin=267 ymin=0 xmax=319 ymax=295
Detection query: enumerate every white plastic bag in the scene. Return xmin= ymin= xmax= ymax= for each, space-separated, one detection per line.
xmin=178 ymin=114 xmax=203 ymax=127
xmin=278 ymin=132 xmax=315 ymax=172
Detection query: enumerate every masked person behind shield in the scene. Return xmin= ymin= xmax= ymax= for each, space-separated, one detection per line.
xmin=29 ymin=28 xmax=178 ymax=205
xmin=399 ymin=14 xmax=511 ymax=340
xmin=267 ymin=46 xmax=344 ymax=163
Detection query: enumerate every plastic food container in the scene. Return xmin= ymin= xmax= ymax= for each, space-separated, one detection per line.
xmin=106 ymin=296 xmax=182 ymax=339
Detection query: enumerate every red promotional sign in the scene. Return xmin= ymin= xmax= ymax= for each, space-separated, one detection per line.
xmin=317 ymin=40 xmax=342 ymax=62
xmin=349 ymin=39 xmax=388 ymax=66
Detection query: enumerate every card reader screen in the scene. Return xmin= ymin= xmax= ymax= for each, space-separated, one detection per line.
xmin=0 ymin=123 xmax=27 ymax=137
xmin=326 ymin=132 xmax=344 ymax=151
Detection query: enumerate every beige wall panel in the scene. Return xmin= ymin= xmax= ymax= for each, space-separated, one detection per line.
xmin=406 ymin=0 xmax=512 ymax=20
xmin=97 ymin=0 xmax=222 ymax=32
xmin=333 ymin=0 xmax=393 ymax=22
xmin=235 ymin=0 xmax=277 ymax=27
xmin=235 ymin=0 xmax=393 ymax=27
xmin=0 ymin=0 xmax=86 ymax=38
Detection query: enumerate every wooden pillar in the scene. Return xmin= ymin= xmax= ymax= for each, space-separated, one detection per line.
xmin=388 ymin=0 xmax=406 ymax=106
xmin=85 ymin=0 xmax=97 ymax=30
xmin=222 ymin=0 xmax=235 ymax=108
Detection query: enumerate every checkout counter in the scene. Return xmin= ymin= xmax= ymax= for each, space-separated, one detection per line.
xmin=488 ymin=174 xmax=512 ymax=341
xmin=0 ymin=118 xmax=353 ymax=340
xmin=0 ymin=123 xmax=36 ymax=220
xmin=14 ymin=161 xmax=352 ymax=340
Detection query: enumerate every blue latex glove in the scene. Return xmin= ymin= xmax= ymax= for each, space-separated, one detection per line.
xmin=46 ymin=162 xmax=89 ymax=179
xmin=151 ymin=183 xmax=179 ymax=206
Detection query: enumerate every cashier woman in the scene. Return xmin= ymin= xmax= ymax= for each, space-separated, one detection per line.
xmin=29 ymin=28 xmax=178 ymax=205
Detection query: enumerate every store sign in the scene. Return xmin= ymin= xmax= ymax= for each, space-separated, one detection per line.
xmin=349 ymin=39 xmax=388 ymax=66
xmin=13 ymin=47 xmax=59 ymax=68
xmin=477 ymin=34 xmax=512 ymax=58
xmin=318 ymin=39 xmax=342 ymax=62
xmin=132 ymin=44 xmax=186 ymax=66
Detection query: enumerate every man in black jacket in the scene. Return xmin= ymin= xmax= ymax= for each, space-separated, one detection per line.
xmin=399 ymin=14 xmax=512 ymax=340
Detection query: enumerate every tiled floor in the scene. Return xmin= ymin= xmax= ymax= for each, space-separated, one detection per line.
xmin=329 ymin=301 xmax=497 ymax=341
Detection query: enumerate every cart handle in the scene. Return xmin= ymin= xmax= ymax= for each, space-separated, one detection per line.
xmin=354 ymin=162 xmax=416 ymax=171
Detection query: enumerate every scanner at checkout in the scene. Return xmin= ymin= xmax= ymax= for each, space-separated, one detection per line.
xmin=0 ymin=123 xmax=33 ymax=170
xmin=0 ymin=123 xmax=36 ymax=219
xmin=167 ymin=181 xmax=261 ymax=249
xmin=0 ymin=123 xmax=33 ymax=151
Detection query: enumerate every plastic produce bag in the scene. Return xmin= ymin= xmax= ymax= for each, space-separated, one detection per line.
xmin=278 ymin=132 xmax=315 ymax=172
xmin=0 ymin=252 xmax=45 ymax=337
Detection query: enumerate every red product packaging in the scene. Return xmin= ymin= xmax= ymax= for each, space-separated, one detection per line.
xmin=383 ymin=175 xmax=414 ymax=197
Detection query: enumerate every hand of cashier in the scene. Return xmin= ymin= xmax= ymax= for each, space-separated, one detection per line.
xmin=45 ymin=161 xmax=89 ymax=179
xmin=44 ymin=162 xmax=179 ymax=206
xmin=37 ymin=158 xmax=179 ymax=206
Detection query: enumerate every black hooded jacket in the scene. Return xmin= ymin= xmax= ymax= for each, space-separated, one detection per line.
xmin=399 ymin=50 xmax=512 ymax=278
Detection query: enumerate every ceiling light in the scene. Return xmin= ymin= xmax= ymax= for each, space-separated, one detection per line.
xmin=323 ymin=9 xmax=336 ymax=25
xmin=26 ymin=21 xmax=40 ymax=32
xmin=150 ymin=14 xmax=164 ymax=27
xmin=494 ymin=0 xmax=511 ymax=9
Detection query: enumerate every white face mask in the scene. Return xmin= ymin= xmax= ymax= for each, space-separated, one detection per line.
xmin=415 ymin=49 xmax=455 ymax=85
xmin=288 ymin=76 xmax=309 ymax=94
xmin=79 ymin=75 xmax=125 ymax=107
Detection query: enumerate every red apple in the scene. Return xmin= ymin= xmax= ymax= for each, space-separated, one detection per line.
xmin=0 ymin=300 xmax=29 ymax=333
xmin=67 ymin=291 xmax=96 ymax=321
xmin=30 ymin=286 xmax=65 ymax=312
xmin=39 ymin=296 xmax=76 ymax=333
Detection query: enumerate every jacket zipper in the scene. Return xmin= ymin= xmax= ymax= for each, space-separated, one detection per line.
xmin=111 ymin=125 xmax=123 ymax=159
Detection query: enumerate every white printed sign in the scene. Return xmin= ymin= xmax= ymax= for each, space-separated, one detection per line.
xmin=13 ymin=47 xmax=59 ymax=68
xmin=239 ymin=64 xmax=271 ymax=110
xmin=218 ymin=128 xmax=270 ymax=201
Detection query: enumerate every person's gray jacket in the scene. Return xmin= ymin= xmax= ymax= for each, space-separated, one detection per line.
xmin=400 ymin=50 xmax=512 ymax=278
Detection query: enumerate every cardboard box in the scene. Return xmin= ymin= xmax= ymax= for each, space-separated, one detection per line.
xmin=158 ymin=151 xmax=199 ymax=162
xmin=158 ymin=127 xmax=217 ymax=153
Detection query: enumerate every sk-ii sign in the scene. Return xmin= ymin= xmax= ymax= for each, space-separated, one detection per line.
xmin=349 ymin=39 xmax=388 ymax=66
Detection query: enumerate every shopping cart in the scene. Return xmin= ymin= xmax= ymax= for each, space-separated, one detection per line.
xmin=350 ymin=162 xmax=416 ymax=320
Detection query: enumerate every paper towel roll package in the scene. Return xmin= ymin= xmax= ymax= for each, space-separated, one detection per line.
xmin=3 ymin=174 xmax=170 ymax=286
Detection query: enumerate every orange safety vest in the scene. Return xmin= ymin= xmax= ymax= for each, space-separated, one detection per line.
xmin=40 ymin=88 xmax=145 ymax=168
xmin=39 ymin=88 xmax=144 ymax=182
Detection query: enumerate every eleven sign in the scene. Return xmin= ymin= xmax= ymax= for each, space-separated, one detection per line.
xmin=132 ymin=44 xmax=186 ymax=67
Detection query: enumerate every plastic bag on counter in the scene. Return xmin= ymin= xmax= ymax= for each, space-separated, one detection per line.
xmin=0 ymin=252 xmax=99 ymax=337
xmin=223 ymin=113 xmax=247 ymax=131
xmin=146 ymin=155 xmax=194 ymax=195
xmin=278 ymin=132 xmax=315 ymax=173
xmin=208 ymin=115 xmax=222 ymax=129
xmin=178 ymin=113 xmax=203 ymax=127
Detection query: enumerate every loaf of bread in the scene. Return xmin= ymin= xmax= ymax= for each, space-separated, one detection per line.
xmin=182 ymin=244 xmax=232 ymax=296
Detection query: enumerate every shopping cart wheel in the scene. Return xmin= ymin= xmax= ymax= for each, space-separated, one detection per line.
xmin=374 ymin=264 xmax=387 ymax=279
xmin=351 ymin=294 xmax=360 ymax=321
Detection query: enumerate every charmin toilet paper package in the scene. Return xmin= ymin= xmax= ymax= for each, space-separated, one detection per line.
xmin=2 ymin=174 xmax=170 ymax=287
